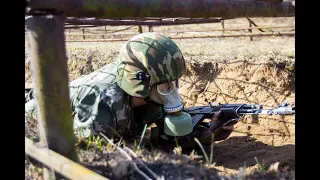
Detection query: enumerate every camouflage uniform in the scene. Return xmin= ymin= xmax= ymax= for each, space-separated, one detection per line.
xmin=25 ymin=32 xmax=186 ymax=139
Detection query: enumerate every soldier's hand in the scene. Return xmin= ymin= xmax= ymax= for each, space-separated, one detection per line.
xmin=210 ymin=111 xmax=235 ymax=141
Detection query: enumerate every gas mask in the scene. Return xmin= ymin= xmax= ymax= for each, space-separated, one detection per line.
xmin=148 ymin=80 xmax=193 ymax=137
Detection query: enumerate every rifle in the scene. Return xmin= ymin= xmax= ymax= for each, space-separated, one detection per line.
xmin=183 ymin=101 xmax=295 ymax=133
xmin=154 ymin=101 xmax=294 ymax=147
xmin=156 ymin=101 xmax=294 ymax=148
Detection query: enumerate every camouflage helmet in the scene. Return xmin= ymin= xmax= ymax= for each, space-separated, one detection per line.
xmin=116 ymin=32 xmax=186 ymax=98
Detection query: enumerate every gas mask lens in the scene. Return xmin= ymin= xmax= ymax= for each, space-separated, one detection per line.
xmin=149 ymin=81 xmax=184 ymax=113
xmin=157 ymin=81 xmax=174 ymax=95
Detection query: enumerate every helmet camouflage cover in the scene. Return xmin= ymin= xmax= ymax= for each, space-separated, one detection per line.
xmin=116 ymin=32 xmax=186 ymax=98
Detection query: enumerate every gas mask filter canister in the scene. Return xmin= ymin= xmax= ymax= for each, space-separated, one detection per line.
xmin=149 ymin=81 xmax=193 ymax=136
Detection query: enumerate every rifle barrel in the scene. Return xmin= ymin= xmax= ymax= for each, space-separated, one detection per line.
xmin=238 ymin=107 xmax=295 ymax=115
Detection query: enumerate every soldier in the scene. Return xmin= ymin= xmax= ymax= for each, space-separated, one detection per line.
xmin=25 ymin=32 xmax=234 ymax=148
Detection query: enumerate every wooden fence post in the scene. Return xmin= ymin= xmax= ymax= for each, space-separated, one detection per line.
xmin=221 ymin=20 xmax=225 ymax=34
xmin=26 ymin=13 xmax=78 ymax=180
xmin=148 ymin=25 xmax=153 ymax=32
xmin=138 ymin=25 xmax=143 ymax=33
xmin=25 ymin=137 xmax=109 ymax=180
xmin=82 ymin=28 xmax=85 ymax=40
xmin=249 ymin=20 xmax=253 ymax=41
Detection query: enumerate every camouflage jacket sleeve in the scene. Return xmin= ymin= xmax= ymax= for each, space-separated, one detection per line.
xmin=25 ymin=82 xmax=165 ymax=139
xmin=70 ymin=81 xmax=132 ymax=139
xmin=25 ymin=62 xmax=131 ymax=139
xmin=68 ymin=61 xmax=131 ymax=138
xmin=25 ymin=61 xmax=165 ymax=139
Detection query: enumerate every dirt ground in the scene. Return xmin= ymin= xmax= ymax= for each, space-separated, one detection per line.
xmin=25 ymin=17 xmax=295 ymax=179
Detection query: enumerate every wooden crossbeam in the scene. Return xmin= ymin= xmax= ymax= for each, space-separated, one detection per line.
xmin=65 ymin=31 xmax=295 ymax=42
xmin=25 ymin=137 xmax=109 ymax=180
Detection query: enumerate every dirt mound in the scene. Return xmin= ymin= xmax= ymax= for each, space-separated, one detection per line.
xmin=25 ymin=59 xmax=295 ymax=179
xmin=78 ymin=145 xmax=221 ymax=180
xmin=25 ymin=34 xmax=295 ymax=179
xmin=178 ymin=60 xmax=295 ymax=175
xmin=25 ymin=131 xmax=295 ymax=180
xmin=24 ymin=47 xmax=118 ymax=88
